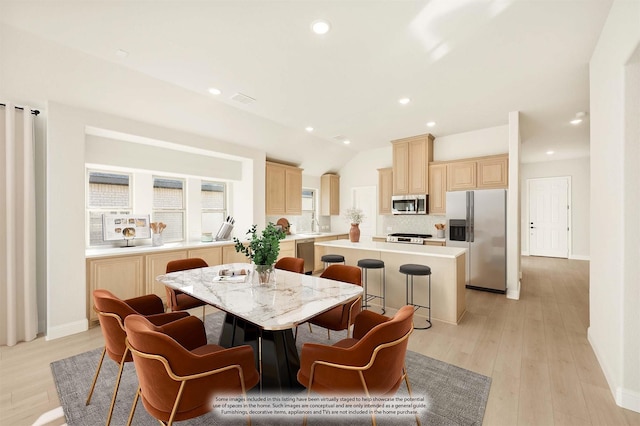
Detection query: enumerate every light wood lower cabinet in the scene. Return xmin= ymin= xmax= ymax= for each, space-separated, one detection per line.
xmin=187 ymin=247 xmax=223 ymax=266
xmin=145 ymin=251 xmax=189 ymax=302
xmin=87 ymin=255 xmax=145 ymax=322
xmin=222 ymin=244 xmax=249 ymax=264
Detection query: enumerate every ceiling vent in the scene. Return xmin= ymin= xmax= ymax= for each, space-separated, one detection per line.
xmin=230 ymin=93 xmax=256 ymax=105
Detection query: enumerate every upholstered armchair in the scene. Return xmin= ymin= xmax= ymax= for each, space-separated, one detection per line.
xmin=87 ymin=289 xmax=188 ymax=426
xmin=124 ymin=314 xmax=260 ymax=426
xmin=165 ymin=258 xmax=209 ymax=318
xmin=307 ymin=264 xmax=362 ymax=338
xmin=274 ymin=256 xmax=305 ymax=274
xmin=298 ymin=305 xmax=417 ymax=425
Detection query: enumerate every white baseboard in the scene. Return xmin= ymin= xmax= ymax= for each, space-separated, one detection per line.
xmin=46 ymin=318 xmax=88 ymax=340
xmin=569 ymin=254 xmax=590 ymax=261
xmin=588 ymin=327 xmax=640 ymax=413
xmin=521 ymin=251 xmax=530 ymax=256
xmin=506 ymin=279 xmax=521 ymax=300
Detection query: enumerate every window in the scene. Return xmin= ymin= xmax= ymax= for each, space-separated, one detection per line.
xmin=87 ymin=170 xmax=132 ymax=246
xmin=153 ymin=177 xmax=185 ymax=242
xmin=201 ymin=181 xmax=226 ymax=235
xmin=301 ymin=189 xmax=316 ymax=232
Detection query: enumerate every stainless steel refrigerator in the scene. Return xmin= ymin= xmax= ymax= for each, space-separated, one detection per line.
xmin=446 ymin=189 xmax=506 ymax=293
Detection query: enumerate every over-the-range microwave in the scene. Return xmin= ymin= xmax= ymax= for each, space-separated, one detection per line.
xmin=391 ymin=194 xmax=428 ymax=215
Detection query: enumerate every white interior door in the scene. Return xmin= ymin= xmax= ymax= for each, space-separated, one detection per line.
xmin=352 ymin=186 xmax=377 ymax=239
xmin=528 ymin=177 xmax=569 ymax=258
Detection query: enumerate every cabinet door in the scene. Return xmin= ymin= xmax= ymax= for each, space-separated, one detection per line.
xmin=477 ymin=156 xmax=508 ymax=188
xmin=87 ymin=256 xmax=144 ymax=322
xmin=313 ymin=236 xmax=338 ymax=272
xmin=428 ymin=164 xmax=447 ymax=215
xmin=321 ymin=174 xmax=340 ymax=216
xmin=392 ymin=142 xmax=409 ymax=195
xmin=408 ymin=139 xmax=429 ymax=194
xmin=448 ymin=161 xmax=477 ymax=191
xmin=222 ymin=244 xmax=250 ymax=265
xmin=278 ymin=240 xmax=296 ymax=260
xmin=285 ymin=168 xmax=302 ymax=215
xmin=378 ymin=168 xmax=393 ymax=215
xmin=145 ymin=251 xmax=188 ymax=303
xmin=187 ymin=247 xmax=223 ymax=266
xmin=266 ymin=163 xmax=286 ymax=215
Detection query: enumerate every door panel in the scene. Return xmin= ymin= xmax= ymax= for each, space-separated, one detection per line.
xmin=528 ymin=177 xmax=569 ymax=258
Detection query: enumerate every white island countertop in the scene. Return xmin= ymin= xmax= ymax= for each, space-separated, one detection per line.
xmin=315 ymin=239 xmax=466 ymax=259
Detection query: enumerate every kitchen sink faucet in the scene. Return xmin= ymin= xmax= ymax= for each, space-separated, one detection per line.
xmin=313 ymin=218 xmax=320 ymax=233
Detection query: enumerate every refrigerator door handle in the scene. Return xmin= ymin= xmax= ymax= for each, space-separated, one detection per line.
xmin=468 ymin=191 xmax=474 ymax=242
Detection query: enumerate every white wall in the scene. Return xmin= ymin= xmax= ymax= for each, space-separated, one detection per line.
xmin=589 ymin=0 xmax=640 ymax=412
xmin=520 ymin=157 xmax=590 ymax=259
xmin=434 ymin=125 xmax=509 ymax=161
xmin=44 ymin=101 xmax=265 ymax=339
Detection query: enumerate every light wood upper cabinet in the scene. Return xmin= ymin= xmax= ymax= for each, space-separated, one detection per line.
xmin=447 ymin=161 xmax=477 ymax=191
xmin=320 ymin=174 xmax=340 ymax=216
xmin=378 ymin=168 xmax=393 ymax=215
xmin=266 ymin=161 xmax=302 ymax=215
xmin=392 ymin=134 xmax=434 ymax=195
xmin=428 ymin=163 xmax=447 ymax=215
xmin=477 ymin=155 xmax=508 ymax=189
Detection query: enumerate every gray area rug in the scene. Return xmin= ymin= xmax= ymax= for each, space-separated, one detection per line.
xmin=51 ymin=312 xmax=490 ymax=425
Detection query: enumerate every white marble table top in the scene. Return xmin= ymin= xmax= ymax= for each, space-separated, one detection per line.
xmin=156 ymin=263 xmax=363 ymax=331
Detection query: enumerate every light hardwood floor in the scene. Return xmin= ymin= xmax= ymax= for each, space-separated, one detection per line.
xmin=1 ymin=256 xmax=639 ymax=425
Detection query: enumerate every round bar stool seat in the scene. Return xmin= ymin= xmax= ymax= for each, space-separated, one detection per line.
xmin=357 ymin=259 xmax=386 ymax=314
xmin=399 ymin=264 xmax=432 ymax=330
xmin=321 ymin=254 xmax=345 ymax=269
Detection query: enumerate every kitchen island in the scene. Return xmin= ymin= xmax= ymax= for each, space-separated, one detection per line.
xmin=315 ymin=239 xmax=467 ymax=324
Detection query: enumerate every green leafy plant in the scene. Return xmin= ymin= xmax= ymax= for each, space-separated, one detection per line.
xmin=234 ymin=223 xmax=286 ymax=266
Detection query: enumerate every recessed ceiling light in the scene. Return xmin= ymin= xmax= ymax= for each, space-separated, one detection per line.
xmin=208 ymin=87 xmax=222 ymax=95
xmin=546 ymin=150 xmax=555 ymax=155
xmin=399 ymin=98 xmax=411 ymax=105
xmin=426 ymin=121 xmax=436 ymax=127
xmin=343 ymin=140 xmax=351 ymax=145
xmin=305 ymin=126 xmax=314 ymax=132
xmin=311 ymin=20 xmax=331 ymax=35
xmin=115 ymin=49 xmax=129 ymax=58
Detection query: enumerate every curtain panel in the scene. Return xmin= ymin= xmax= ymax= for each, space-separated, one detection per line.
xmin=1 ymin=103 xmax=38 ymax=346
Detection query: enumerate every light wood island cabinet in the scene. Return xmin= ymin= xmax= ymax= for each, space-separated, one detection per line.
xmin=265 ymin=161 xmax=302 ymax=215
xmin=320 ymin=174 xmax=340 ymax=216
xmin=392 ymin=134 xmax=434 ymax=195
xmin=378 ymin=167 xmax=393 ymax=215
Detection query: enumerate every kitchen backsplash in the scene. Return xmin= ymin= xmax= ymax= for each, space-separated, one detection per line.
xmin=266 ymin=215 xmax=331 ymax=234
xmin=381 ymin=214 xmax=446 ymax=236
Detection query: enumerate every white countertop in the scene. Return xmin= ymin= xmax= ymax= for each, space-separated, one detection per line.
xmin=373 ymin=235 xmax=447 ymax=243
xmin=157 ymin=263 xmax=362 ymax=330
xmin=85 ymin=231 xmax=349 ymax=258
xmin=315 ymin=239 xmax=466 ymax=259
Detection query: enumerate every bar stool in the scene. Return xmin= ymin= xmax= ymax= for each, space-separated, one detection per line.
xmin=357 ymin=259 xmax=385 ymax=314
xmin=321 ymin=254 xmax=345 ymax=269
xmin=399 ymin=264 xmax=432 ymax=330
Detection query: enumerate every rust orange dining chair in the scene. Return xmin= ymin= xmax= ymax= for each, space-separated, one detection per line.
xmin=124 ymin=314 xmax=260 ymax=426
xmin=165 ymin=258 xmax=209 ymax=319
xmin=274 ymin=256 xmax=305 ymax=274
xmin=298 ymin=305 xmax=418 ymax=426
xmin=307 ymin=264 xmax=362 ymax=338
xmin=87 ymin=289 xmax=189 ymax=426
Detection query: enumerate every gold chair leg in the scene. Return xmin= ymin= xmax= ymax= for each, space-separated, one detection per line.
xmin=106 ymin=347 xmax=129 ymax=426
xmin=126 ymin=386 xmax=140 ymax=426
xmin=403 ymin=367 xmax=421 ymax=426
xmin=201 ymin=305 xmax=206 ymax=321
xmin=167 ymin=381 xmax=187 ymax=426
xmin=327 ymin=329 xmax=330 ymax=339
xmin=85 ymin=347 xmax=106 ymax=405
xmin=308 ymin=323 xmax=313 ymax=333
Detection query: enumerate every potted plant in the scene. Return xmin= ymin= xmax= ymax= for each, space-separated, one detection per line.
xmin=234 ymin=223 xmax=286 ymax=284
xmin=343 ymin=208 xmax=365 ymax=242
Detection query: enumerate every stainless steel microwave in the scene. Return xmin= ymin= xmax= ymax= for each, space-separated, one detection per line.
xmin=391 ymin=194 xmax=428 ymax=214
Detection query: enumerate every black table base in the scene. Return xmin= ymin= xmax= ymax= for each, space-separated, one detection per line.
xmin=219 ymin=313 xmax=303 ymax=392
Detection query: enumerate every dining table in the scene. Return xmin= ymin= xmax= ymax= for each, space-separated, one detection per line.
xmin=156 ymin=263 xmax=363 ymax=391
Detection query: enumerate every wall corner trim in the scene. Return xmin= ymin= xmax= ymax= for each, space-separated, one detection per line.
xmin=506 ymin=279 xmax=521 ymax=300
